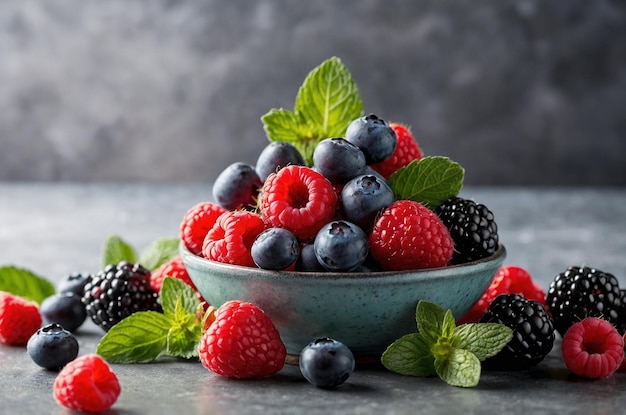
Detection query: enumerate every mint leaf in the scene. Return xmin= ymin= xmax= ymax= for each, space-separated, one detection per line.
xmin=139 ymin=237 xmax=180 ymax=271
xmin=381 ymin=333 xmax=436 ymax=377
xmin=387 ymin=156 xmax=464 ymax=209
xmin=161 ymin=277 xmax=200 ymax=316
xmin=0 ymin=266 xmax=55 ymax=304
xmin=434 ymin=348 xmax=481 ymax=388
xmin=453 ymin=323 xmax=513 ymax=361
xmin=416 ymin=301 xmax=447 ymax=344
xmin=97 ymin=311 xmax=172 ymax=363
xmin=166 ymin=299 xmax=201 ymax=359
xmin=102 ymin=235 xmax=138 ymax=267
xmin=262 ymin=57 xmax=363 ymax=165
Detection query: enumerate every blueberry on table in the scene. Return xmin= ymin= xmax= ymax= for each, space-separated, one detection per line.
xmin=56 ymin=272 xmax=91 ymax=296
xmin=27 ymin=323 xmax=79 ymax=370
xmin=40 ymin=292 xmax=87 ymax=333
xmin=299 ymin=337 xmax=355 ymax=389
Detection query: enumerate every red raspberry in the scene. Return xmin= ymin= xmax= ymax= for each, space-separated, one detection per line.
xmin=180 ymin=201 xmax=226 ymax=256
xmin=0 ymin=292 xmax=42 ymax=346
xmin=198 ymin=300 xmax=286 ymax=378
xmin=202 ymin=210 xmax=267 ymax=267
xmin=369 ymin=200 xmax=454 ymax=270
xmin=457 ymin=265 xmax=547 ymax=324
xmin=561 ymin=317 xmax=624 ymax=379
xmin=260 ymin=165 xmax=337 ymax=240
xmin=53 ymin=353 xmax=121 ymax=413
xmin=369 ymin=123 xmax=423 ymax=179
xmin=150 ymin=256 xmax=196 ymax=293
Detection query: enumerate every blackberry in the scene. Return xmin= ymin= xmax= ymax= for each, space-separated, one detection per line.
xmin=435 ymin=197 xmax=498 ymax=264
xmin=480 ymin=293 xmax=555 ymax=370
xmin=546 ymin=266 xmax=623 ymax=337
xmin=82 ymin=261 xmax=161 ymax=331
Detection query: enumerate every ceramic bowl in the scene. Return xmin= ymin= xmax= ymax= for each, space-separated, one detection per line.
xmin=181 ymin=243 xmax=506 ymax=357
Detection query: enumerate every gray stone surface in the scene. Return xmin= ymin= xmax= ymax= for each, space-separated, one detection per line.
xmin=1 ymin=183 xmax=626 ymax=414
xmin=1 ymin=1 xmax=625 ymax=186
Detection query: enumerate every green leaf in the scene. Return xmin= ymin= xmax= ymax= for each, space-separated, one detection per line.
xmin=381 ymin=333 xmax=436 ymax=377
xmin=387 ymin=156 xmax=464 ymax=209
xmin=261 ymin=57 xmax=363 ymax=165
xmin=102 ymin=235 xmax=138 ymax=267
xmin=435 ymin=348 xmax=481 ymax=388
xmin=161 ymin=277 xmax=201 ymax=317
xmin=97 ymin=311 xmax=172 ymax=363
xmin=166 ymin=300 xmax=202 ymax=359
xmin=441 ymin=310 xmax=457 ymax=339
xmin=0 ymin=266 xmax=55 ymax=304
xmin=139 ymin=237 xmax=180 ymax=271
xmin=452 ymin=323 xmax=513 ymax=361
xmin=416 ymin=301 xmax=447 ymax=344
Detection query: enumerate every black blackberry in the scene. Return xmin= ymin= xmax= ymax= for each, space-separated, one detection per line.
xmin=435 ymin=197 xmax=498 ymax=264
xmin=480 ymin=293 xmax=555 ymax=370
xmin=546 ymin=265 xmax=623 ymax=337
xmin=82 ymin=261 xmax=161 ymax=331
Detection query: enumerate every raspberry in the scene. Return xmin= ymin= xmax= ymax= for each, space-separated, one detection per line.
xmin=202 ymin=210 xmax=267 ymax=267
xmin=260 ymin=165 xmax=337 ymax=241
xmin=369 ymin=200 xmax=454 ymax=270
xmin=0 ymin=292 xmax=42 ymax=346
xmin=150 ymin=256 xmax=196 ymax=293
xmin=53 ymin=353 xmax=121 ymax=412
xmin=369 ymin=123 xmax=423 ymax=179
xmin=198 ymin=300 xmax=286 ymax=378
xmin=180 ymin=201 xmax=226 ymax=256
xmin=561 ymin=317 xmax=624 ymax=379
xmin=458 ymin=265 xmax=546 ymax=324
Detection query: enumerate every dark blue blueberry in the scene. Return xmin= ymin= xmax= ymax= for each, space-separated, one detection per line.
xmin=251 ymin=227 xmax=300 ymax=270
xmin=212 ymin=162 xmax=262 ymax=210
xmin=57 ymin=272 xmax=91 ymax=296
xmin=314 ymin=221 xmax=368 ymax=271
xmin=345 ymin=114 xmax=397 ymax=163
xmin=312 ymin=138 xmax=366 ymax=184
xmin=40 ymin=292 xmax=87 ymax=332
xmin=27 ymin=323 xmax=79 ymax=370
xmin=299 ymin=337 xmax=355 ymax=389
xmin=295 ymin=243 xmax=327 ymax=272
xmin=256 ymin=141 xmax=305 ymax=182
xmin=341 ymin=174 xmax=394 ymax=230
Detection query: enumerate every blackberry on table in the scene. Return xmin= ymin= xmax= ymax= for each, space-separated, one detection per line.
xmin=436 ymin=197 xmax=499 ymax=264
xmin=82 ymin=261 xmax=162 ymax=332
xmin=480 ymin=293 xmax=555 ymax=371
xmin=546 ymin=265 xmax=623 ymax=336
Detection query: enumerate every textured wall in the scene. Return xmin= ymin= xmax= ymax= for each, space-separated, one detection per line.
xmin=1 ymin=0 xmax=625 ymax=185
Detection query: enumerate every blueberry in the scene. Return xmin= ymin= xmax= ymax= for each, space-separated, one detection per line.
xmin=251 ymin=227 xmax=300 ymax=270
xmin=345 ymin=114 xmax=397 ymax=163
xmin=341 ymin=174 xmax=394 ymax=230
xmin=27 ymin=323 xmax=79 ymax=370
xmin=256 ymin=141 xmax=305 ymax=182
xmin=212 ymin=162 xmax=262 ymax=210
xmin=295 ymin=243 xmax=327 ymax=272
xmin=299 ymin=337 xmax=355 ymax=389
xmin=314 ymin=221 xmax=368 ymax=271
xmin=40 ymin=292 xmax=87 ymax=332
xmin=57 ymin=272 xmax=91 ymax=296
xmin=312 ymin=138 xmax=366 ymax=184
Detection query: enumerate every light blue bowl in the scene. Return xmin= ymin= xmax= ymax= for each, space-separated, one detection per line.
xmin=181 ymin=243 xmax=506 ymax=357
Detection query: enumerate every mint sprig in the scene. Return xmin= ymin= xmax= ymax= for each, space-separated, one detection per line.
xmin=96 ymin=277 xmax=204 ymax=363
xmin=261 ymin=56 xmax=363 ymax=165
xmin=381 ymin=301 xmax=512 ymax=388
xmin=0 ymin=266 xmax=55 ymax=304
xmin=102 ymin=235 xmax=179 ymax=271
xmin=387 ymin=156 xmax=464 ymax=210
xmin=102 ymin=235 xmax=138 ymax=267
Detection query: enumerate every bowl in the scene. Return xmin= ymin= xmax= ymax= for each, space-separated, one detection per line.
xmin=181 ymin=243 xmax=506 ymax=357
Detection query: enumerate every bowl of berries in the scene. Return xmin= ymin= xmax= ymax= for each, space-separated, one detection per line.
xmin=179 ymin=57 xmax=505 ymax=357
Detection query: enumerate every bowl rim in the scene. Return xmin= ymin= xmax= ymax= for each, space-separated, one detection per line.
xmin=180 ymin=242 xmax=506 ymax=280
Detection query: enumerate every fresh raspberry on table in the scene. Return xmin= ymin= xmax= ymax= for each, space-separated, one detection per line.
xmin=198 ymin=300 xmax=286 ymax=378
xmin=369 ymin=123 xmax=423 ymax=179
xmin=369 ymin=200 xmax=454 ymax=270
xmin=260 ymin=165 xmax=337 ymax=241
xmin=457 ymin=265 xmax=546 ymax=324
xmin=0 ymin=292 xmax=42 ymax=346
xmin=202 ymin=210 xmax=267 ymax=267
xmin=180 ymin=201 xmax=226 ymax=256
xmin=561 ymin=317 xmax=624 ymax=379
xmin=53 ymin=353 xmax=121 ymax=413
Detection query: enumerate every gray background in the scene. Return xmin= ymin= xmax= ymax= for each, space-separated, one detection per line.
xmin=1 ymin=0 xmax=625 ymax=186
